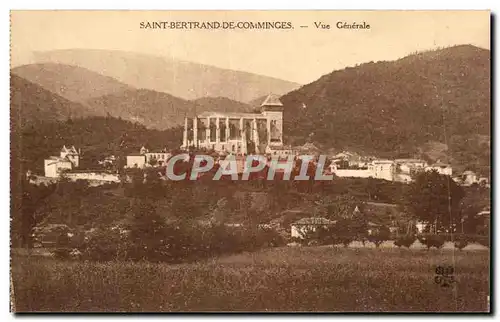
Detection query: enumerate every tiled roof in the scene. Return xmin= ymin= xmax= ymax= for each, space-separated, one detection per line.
xmin=268 ymin=145 xmax=293 ymax=151
xmin=394 ymin=159 xmax=426 ymax=163
xmin=46 ymin=156 xmax=71 ymax=162
xmin=429 ymin=162 xmax=450 ymax=168
xmin=197 ymin=111 xmax=265 ymax=118
xmin=372 ymin=160 xmax=394 ymax=164
xmin=261 ymin=94 xmax=283 ymax=107
xmin=61 ymin=145 xmax=78 ymax=154
xmin=293 ymin=217 xmax=337 ymax=225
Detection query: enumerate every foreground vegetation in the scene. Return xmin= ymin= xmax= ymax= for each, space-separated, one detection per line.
xmin=12 ymin=246 xmax=489 ymax=312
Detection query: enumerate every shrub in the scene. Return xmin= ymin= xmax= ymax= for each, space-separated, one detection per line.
xmin=334 ymin=235 xmax=353 ymax=247
xmin=77 ymin=220 xmax=289 ymax=263
xmin=256 ymin=227 xmax=285 ymax=248
xmin=51 ymin=248 xmax=72 ymax=260
xmin=418 ymin=234 xmax=445 ymax=249
xmin=394 ymin=235 xmax=416 ymax=248
xmin=453 ymin=234 xmax=469 ymax=250
xmin=367 ymin=226 xmax=391 ymax=248
xmin=475 ymin=236 xmax=490 ymax=248
xmin=78 ymin=228 xmax=127 ymax=261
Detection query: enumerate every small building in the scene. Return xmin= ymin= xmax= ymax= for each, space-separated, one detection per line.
xmin=266 ymin=144 xmax=294 ymax=157
xmin=145 ymin=152 xmax=171 ymax=166
xmin=60 ymin=145 xmax=80 ymax=168
xmin=290 ymin=217 xmax=337 ymax=239
xmin=367 ymin=221 xmax=382 ymax=235
xmin=126 ymin=155 xmax=146 ymax=168
xmin=44 ymin=157 xmax=73 ymax=178
xmin=393 ymin=159 xmax=428 ymax=183
xmin=416 ymin=221 xmax=427 ymax=234
xmin=461 ymin=170 xmax=478 ymax=186
xmin=330 ymin=162 xmax=373 ymax=179
xmin=394 ymin=159 xmax=428 ymax=174
xmin=44 ymin=146 xmax=80 ymax=178
xmin=126 ymin=147 xmax=170 ymax=168
xmin=425 ymin=162 xmax=452 ymax=176
xmin=369 ymin=160 xmax=395 ymax=181
xmin=98 ymin=155 xmax=117 ymax=168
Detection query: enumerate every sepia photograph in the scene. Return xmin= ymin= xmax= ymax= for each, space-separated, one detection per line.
xmin=9 ymin=10 xmax=491 ymax=312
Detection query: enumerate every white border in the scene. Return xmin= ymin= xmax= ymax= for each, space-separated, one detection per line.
xmin=2 ymin=1 xmax=497 ymax=321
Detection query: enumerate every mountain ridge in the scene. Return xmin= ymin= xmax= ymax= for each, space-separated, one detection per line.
xmin=31 ymin=48 xmax=301 ymax=103
xmin=11 ymin=63 xmax=133 ymax=103
xmin=280 ymin=44 xmax=490 ymax=174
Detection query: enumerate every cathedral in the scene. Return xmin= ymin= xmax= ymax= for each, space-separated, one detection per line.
xmin=181 ymin=94 xmax=288 ymax=155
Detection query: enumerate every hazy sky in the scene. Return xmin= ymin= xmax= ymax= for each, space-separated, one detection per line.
xmin=11 ymin=10 xmax=490 ymax=84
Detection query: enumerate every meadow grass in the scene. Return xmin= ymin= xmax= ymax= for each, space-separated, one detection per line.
xmin=11 ymin=247 xmax=489 ymax=312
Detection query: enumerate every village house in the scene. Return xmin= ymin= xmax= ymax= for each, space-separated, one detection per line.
xmin=290 ymin=217 xmax=337 ymax=239
xmin=425 ymin=161 xmax=452 ymax=176
xmin=394 ymin=159 xmax=428 ymax=173
xmin=98 ymin=155 xmax=117 ymax=168
xmin=126 ymin=146 xmax=171 ymax=168
xmin=369 ymin=160 xmax=395 ymax=181
xmin=460 ymin=170 xmax=479 ymax=186
xmin=266 ymin=144 xmax=294 ymax=157
xmin=126 ymin=154 xmax=146 ymax=169
xmin=393 ymin=159 xmax=427 ymax=183
xmin=42 ymin=146 xmax=120 ymax=185
xmin=44 ymin=146 xmax=80 ymax=178
xmin=327 ymin=159 xmax=395 ymax=181
xmin=181 ymin=94 xmax=286 ymax=155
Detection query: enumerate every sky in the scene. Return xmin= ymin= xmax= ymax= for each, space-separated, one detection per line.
xmin=11 ymin=10 xmax=490 ymax=84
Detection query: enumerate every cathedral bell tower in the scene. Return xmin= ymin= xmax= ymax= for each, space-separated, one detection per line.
xmin=260 ymin=94 xmax=284 ymax=147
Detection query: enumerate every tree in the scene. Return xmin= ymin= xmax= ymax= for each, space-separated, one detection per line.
xmin=124 ymin=199 xmax=174 ymax=262
xmin=402 ymin=170 xmax=464 ymax=233
xmin=11 ymin=177 xmax=56 ymax=248
xmin=459 ymin=185 xmax=490 ymax=234
xmin=148 ymin=157 xmax=158 ymax=167
xmin=349 ymin=208 xmax=369 ymax=243
xmin=316 ymin=194 xmax=363 ymax=221
xmin=367 ymin=226 xmax=391 ymax=248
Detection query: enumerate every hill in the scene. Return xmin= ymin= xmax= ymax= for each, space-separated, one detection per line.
xmin=11 ymin=66 xmax=252 ymax=130
xmin=84 ymin=88 xmax=199 ymax=130
xmin=191 ymin=97 xmax=253 ymax=113
xmin=10 ymin=74 xmax=95 ymax=129
xmin=280 ymin=45 xmax=490 ymax=174
xmin=11 ymin=63 xmax=132 ymax=103
xmin=247 ymin=95 xmax=271 ymax=110
xmin=15 ymin=116 xmax=183 ymax=175
xmin=32 ymin=49 xmax=301 ymax=103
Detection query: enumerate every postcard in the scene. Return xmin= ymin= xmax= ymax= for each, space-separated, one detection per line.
xmin=10 ymin=10 xmax=491 ymax=312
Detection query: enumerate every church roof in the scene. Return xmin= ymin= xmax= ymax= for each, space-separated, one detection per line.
xmin=261 ymin=94 xmax=283 ymax=107
xmin=197 ymin=111 xmax=265 ymax=118
xmin=61 ymin=145 xmax=78 ymax=155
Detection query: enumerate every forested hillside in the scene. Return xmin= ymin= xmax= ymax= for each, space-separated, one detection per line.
xmin=281 ymin=45 xmax=490 ymax=174
xmin=15 ymin=116 xmax=182 ymax=174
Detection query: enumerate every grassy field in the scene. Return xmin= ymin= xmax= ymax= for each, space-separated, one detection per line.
xmin=11 ymin=247 xmax=490 ymax=312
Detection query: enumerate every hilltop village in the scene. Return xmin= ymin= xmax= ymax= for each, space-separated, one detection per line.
xmin=32 ymin=95 xmax=489 ymax=188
